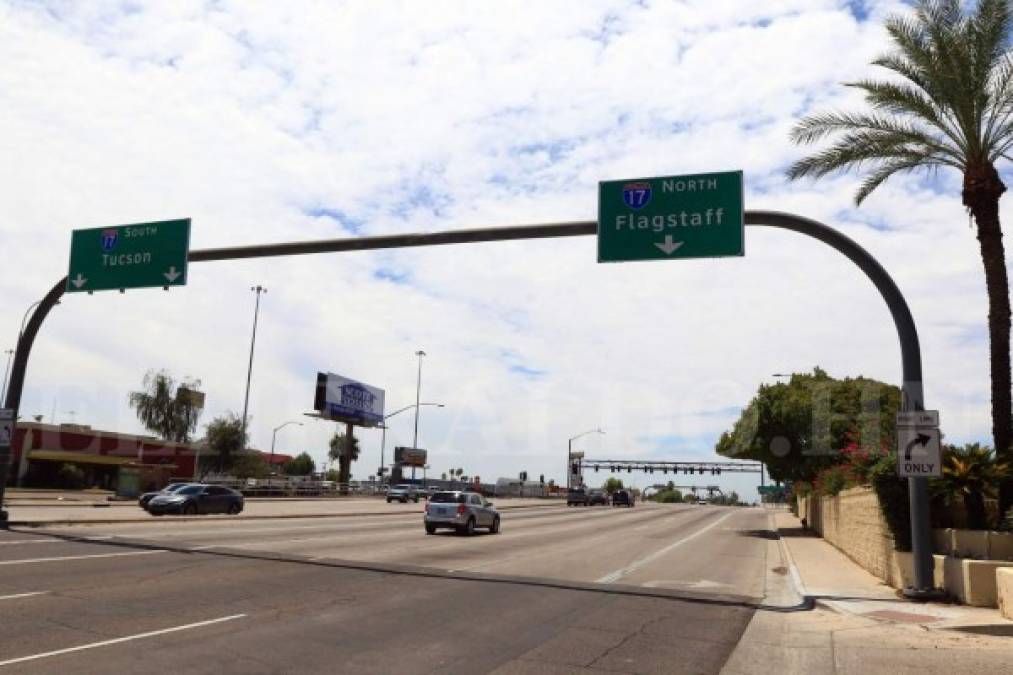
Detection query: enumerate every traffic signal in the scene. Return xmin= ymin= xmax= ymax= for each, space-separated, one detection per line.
xmin=594 ymin=465 xmax=599 ymax=472
xmin=627 ymin=466 xmax=632 ymax=473
xmin=539 ymin=474 xmax=544 ymax=484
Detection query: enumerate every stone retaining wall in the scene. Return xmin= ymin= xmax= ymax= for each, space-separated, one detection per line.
xmin=798 ymin=486 xmax=897 ymax=582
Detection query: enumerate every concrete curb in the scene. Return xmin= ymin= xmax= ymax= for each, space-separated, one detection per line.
xmin=6 ymin=501 xmax=563 ymax=527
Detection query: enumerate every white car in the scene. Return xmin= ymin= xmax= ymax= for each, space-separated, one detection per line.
xmin=424 ymin=491 xmax=500 ymax=535
xmin=387 ymin=484 xmax=421 ymax=503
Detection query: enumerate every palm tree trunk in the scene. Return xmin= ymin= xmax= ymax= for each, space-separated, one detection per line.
xmin=964 ymin=162 xmax=1012 ymax=522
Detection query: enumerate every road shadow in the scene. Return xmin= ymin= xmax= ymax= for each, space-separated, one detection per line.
xmin=945 ymin=624 xmax=1013 ymax=637
xmin=736 ymin=529 xmax=780 ymax=540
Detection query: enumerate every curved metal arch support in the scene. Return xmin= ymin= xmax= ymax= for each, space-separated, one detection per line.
xmin=0 ymin=211 xmax=937 ymax=596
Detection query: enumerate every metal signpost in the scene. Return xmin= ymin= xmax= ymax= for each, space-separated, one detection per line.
xmin=2 ymin=210 xmax=943 ymax=598
xmin=598 ymin=170 xmax=744 ymax=263
xmin=0 ymin=409 xmax=12 ymax=447
xmin=897 ymin=411 xmax=942 ymax=478
xmin=67 ymin=218 xmax=190 ymax=293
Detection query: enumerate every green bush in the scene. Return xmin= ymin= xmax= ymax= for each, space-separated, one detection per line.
xmin=816 ymin=465 xmax=848 ymax=496
xmin=870 ymin=452 xmax=911 ymax=551
xmin=56 ymin=463 xmax=86 ymax=490
xmin=652 ymin=489 xmax=683 ymax=503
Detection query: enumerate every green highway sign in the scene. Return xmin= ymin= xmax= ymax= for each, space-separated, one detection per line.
xmin=67 ymin=218 xmax=190 ymax=293
xmin=597 ymin=170 xmax=744 ymax=263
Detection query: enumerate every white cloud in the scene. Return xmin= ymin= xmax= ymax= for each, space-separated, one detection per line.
xmin=0 ymin=0 xmax=1007 ymax=500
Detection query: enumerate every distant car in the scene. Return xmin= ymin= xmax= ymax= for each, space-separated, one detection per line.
xmin=567 ymin=487 xmax=590 ymax=506
xmin=138 ymin=482 xmax=191 ymax=511
xmin=588 ymin=489 xmax=609 ymax=506
xmin=387 ymin=484 xmax=421 ymax=503
xmin=424 ymin=491 xmax=499 ymax=535
xmin=147 ymin=484 xmax=244 ymax=516
xmin=612 ymin=489 xmax=635 ymax=507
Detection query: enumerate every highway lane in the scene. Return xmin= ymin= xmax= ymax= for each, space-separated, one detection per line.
xmin=38 ymin=503 xmax=771 ymax=598
xmin=0 ymin=504 xmax=777 ymax=673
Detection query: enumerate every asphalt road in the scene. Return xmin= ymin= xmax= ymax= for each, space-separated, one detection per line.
xmin=0 ymin=503 xmax=777 ymax=674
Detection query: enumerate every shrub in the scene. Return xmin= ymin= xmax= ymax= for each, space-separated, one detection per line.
xmin=870 ymin=451 xmax=911 ymax=551
xmin=56 ymin=463 xmax=86 ymax=490
xmin=815 ymin=464 xmax=849 ymax=496
xmin=652 ymin=489 xmax=683 ymax=503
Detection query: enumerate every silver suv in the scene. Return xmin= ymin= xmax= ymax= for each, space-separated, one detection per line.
xmin=424 ymin=491 xmax=500 ymax=536
xmin=387 ymin=484 xmax=421 ymax=503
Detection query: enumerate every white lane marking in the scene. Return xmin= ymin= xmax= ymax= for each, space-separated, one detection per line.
xmin=0 ymin=539 xmax=60 ymax=546
xmin=0 ymin=550 xmax=167 ymax=566
xmin=596 ymin=511 xmax=736 ymax=583
xmin=0 ymin=613 xmax=247 ymax=667
xmin=0 ymin=591 xmax=48 ymax=601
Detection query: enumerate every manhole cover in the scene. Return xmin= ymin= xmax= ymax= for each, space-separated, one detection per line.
xmin=863 ymin=610 xmax=941 ymax=624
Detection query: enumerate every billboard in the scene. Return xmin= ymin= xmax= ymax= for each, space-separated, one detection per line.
xmin=394 ymin=446 xmax=427 ymax=467
xmin=313 ymin=372 xmax=385 ymax=427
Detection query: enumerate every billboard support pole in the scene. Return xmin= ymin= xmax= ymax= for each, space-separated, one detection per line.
xmin=343 ymin=421 xmax=354 ymax=496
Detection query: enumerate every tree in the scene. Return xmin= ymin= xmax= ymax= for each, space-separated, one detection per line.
xmin=787 ymin=0 xmax=1013 ymax=514
xmin=933 ymin=443 xmax=1009 ymax=528
xmin=128 ymin=370 xmax=203 ymax=443
xmin=602 ymin=477 xmax=624 ymax=495
xmin=328 ymin=431 xmax=360 ymax=488
xmin=284 ymin=452 xmax=316 ymax=476
xmin=715 ymin=368 xmax=901 ymax=483
xmin=202 ymin=412 xmax=246 ymax=475
xmin=231 ymin=451 xmax=270 ymax=480
xmin=441 ymin=472 xmax=447 ymax=481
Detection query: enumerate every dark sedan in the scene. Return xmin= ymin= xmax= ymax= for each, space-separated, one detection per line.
xmin=138 ymin=482 xmax=191 ymax=511
xmin=612 ymin=489 xmax=635 ymax=507
xmin=147 ymin=484 xmax=244 ymax=516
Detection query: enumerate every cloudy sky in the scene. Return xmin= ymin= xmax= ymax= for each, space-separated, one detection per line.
xmin=0 ymin=0 xmax=1005 ymax=499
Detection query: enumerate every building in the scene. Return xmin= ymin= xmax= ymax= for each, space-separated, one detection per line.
xmin=8 ymin=421 xmax=198 ymax=494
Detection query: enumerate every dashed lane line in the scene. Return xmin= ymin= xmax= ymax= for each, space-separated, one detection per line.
xmin=0 ymin=591 xmax=48 ymax=601
xmin=0 ymin=550 xmax=167 ymax=566
xmin=596 ymin=511 xmax=737 ymax=584
xmin=0 ymin=614 xmax=247 ymax=667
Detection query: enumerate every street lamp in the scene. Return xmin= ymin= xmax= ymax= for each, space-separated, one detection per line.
xmin=412 ymin=350 xmax=426 ymax=450
xmin=380 ymin=402 xmax=444 ymax=484
xmin=568 ymin=428 xmax=605 ymax=490
xmin=772 ymin=373 xmax=791 ymax=380
xmin=240 ymin=285 xmax=267 ymax=450
xmin=270 ymin=420 xmax=303 ymax=473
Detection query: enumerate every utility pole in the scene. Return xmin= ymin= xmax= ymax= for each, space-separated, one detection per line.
xmin=240 ymin=285 xmax=267 ymax=451
xmin=412 ymin=349 xmax=425 ymax=481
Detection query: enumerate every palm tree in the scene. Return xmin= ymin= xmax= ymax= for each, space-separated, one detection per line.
xmin=128 ymin=370 xmax=203 ymax=443
xmin=933 ymin=443 xmax=1008 ymax=528
xmin=328 ymin=431 xmax=360 ymax=490
xmin=787 ymin=0 xmax=1013 ymax=516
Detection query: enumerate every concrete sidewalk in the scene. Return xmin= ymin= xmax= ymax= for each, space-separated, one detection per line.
xmin=721 ymin=509 xmax=1013 ymax=675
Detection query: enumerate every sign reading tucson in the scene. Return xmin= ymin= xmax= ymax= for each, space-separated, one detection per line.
xmin=314 ymin=372 xmax=386 ymax=427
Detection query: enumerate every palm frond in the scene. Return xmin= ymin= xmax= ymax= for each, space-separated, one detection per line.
xmin=853 ymin=156 xmax=941 ymax=205
xmin=847 ymin=79 xmax=968 ymax=152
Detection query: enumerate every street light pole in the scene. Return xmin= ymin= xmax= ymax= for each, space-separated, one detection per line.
xmin=412 ymin=350 xmax=426 ymax=482
xmin=412 ymin=350 xmax=426 ymax=449
xmin=270 ymin=420 xmax=303 ymax=472
xmin=380 ymin=401 xmax=443 ymax=484
xmin=567 ymin=428 xmax=604 ymax=490
xmin=240 ymin=285 xmax=267 ymax=451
